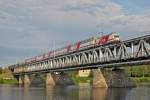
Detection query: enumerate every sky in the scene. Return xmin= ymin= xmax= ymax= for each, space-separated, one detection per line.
xmin=0 ymin=0 xmax=150 ymax=67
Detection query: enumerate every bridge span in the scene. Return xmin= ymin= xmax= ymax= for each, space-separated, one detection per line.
xmin=9 ymin=34 xmax=150 ymax=87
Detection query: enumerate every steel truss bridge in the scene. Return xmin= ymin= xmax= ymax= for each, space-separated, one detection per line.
xmin=10 ymin=35 xmax=150 ymax=75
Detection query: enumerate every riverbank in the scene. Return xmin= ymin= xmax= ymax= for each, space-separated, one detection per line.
xmin=0 ymin=67 xmax=150 ymax=86
xmin=132 ymin=77 xmax=150 ymax=86
xmin=0 ymin=79 xmax=18 ymax=84
xmin=0 ymin=68 xmax=17 ymax=84
xmin=72 ymin=75 xmax=150 ymax=86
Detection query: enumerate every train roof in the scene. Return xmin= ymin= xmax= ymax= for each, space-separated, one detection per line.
xmin=110 ymin=32 xmax=119 ymax=35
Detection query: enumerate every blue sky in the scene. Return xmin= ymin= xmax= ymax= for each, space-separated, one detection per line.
xmin=0 ymin=0 xmax=150 ymax=67
xmin=112 ymin=0 xmax=150 ymax=11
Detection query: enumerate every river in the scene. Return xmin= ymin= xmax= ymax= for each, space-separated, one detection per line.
xmin=0 ymin=84 xmax=149 ymax=100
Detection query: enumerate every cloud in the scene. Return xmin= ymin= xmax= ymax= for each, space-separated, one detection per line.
xmin=55 ymin=0 xmax=150 ymax=38
xmin=61 ymin=0 xmax=123 ymax=16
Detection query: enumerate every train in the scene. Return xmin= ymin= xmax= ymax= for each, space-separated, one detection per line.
xmin=25 ymin=32 xmax=120 ymax=63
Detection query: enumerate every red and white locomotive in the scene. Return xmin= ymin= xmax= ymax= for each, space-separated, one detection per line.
xmin=25 ymin=32 xmax=120 ymax=63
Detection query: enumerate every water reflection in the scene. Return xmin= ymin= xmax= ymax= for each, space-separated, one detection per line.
xmin=78 ymin=83 xmax=91 ymax=100
xmin=92 ymin=88 xmax=108 ymax=100
xmin=125 ymin=87 xmax=150 ymax=100
xmin=105 ymin=88 xmax=131 ymax=100
xmin=0 ymin=84 xmax=150 ymax=100
xmin=23 ymin=84 xmax=46 ymax=100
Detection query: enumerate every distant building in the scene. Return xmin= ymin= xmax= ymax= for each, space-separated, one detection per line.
xmin=78 ymin=70 xmax=91 ymax=77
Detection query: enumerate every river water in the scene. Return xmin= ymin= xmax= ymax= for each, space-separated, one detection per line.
xmin=0 ymin=84 xmax=149 ymax=100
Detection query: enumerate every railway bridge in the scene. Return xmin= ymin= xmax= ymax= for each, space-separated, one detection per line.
xmin=9 ymin=34 xmax=150 ymax=87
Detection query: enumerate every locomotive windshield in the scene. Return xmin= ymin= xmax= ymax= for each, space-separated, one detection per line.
xmin=114 ymin=35 xmax=119 ymax=37
xmin=112 ymin=32 xmax=119 ymax=37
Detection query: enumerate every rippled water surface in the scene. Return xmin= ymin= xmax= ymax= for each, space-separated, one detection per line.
xmin=0 ymin=84 xmax=150 ymax=100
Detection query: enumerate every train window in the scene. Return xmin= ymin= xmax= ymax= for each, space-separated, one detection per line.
xmin=45 ymin=61 xmax=48 ymax=65
xmin=115 ymin=35 xmax=119 ymax=37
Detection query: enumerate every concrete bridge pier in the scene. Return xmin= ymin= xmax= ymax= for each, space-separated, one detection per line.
xmin=24 ymin=74 xmax=31 ymax=85
xmin=92 ymin=68 xmax=135 ymax=88
xmin=92 ymin=69 xmax=108 ymax=88
xmin=18 ymin=75 xmax=23 ymax=84
xmin=14 ymin=75 xmax=23 ymax=84
xmin=54 ymin=72 xmax=74 ymax=85
xmin=46 ymin=72 xmax=74 ymax=86
xmin=15 ymin=74 xmax=31 ymax=85
xmin=46 ymin=73 xmax=55 ymax=86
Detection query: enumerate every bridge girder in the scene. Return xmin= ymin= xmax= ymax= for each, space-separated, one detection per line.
xmin=10 ymin=35 xmax=150 ymax=75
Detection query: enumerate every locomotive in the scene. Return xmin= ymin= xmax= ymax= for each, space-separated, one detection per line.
xmin=25 ymin=32 xmax=120 ymax=63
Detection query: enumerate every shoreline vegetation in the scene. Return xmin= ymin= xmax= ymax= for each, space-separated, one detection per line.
xmin=127 ymin=65 xmax=150 ymax=86
xmin=0 ymin=65 xmax=150 ymax=86
xmin=69 ymin=71 xmax=93 ymax=85
xmin=0 ymin=68 xmax=18 ymax=84
xmin=132 ymin=77 xmax=150 ymax=86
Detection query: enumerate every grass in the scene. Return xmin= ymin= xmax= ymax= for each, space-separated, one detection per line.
xmin=132 ymin=77 xmax=150 ymax=82
xmin=0 ymin=78 xmax=18 ymax=84
xmin=131 ymin=77 xmax=150 ymax=86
